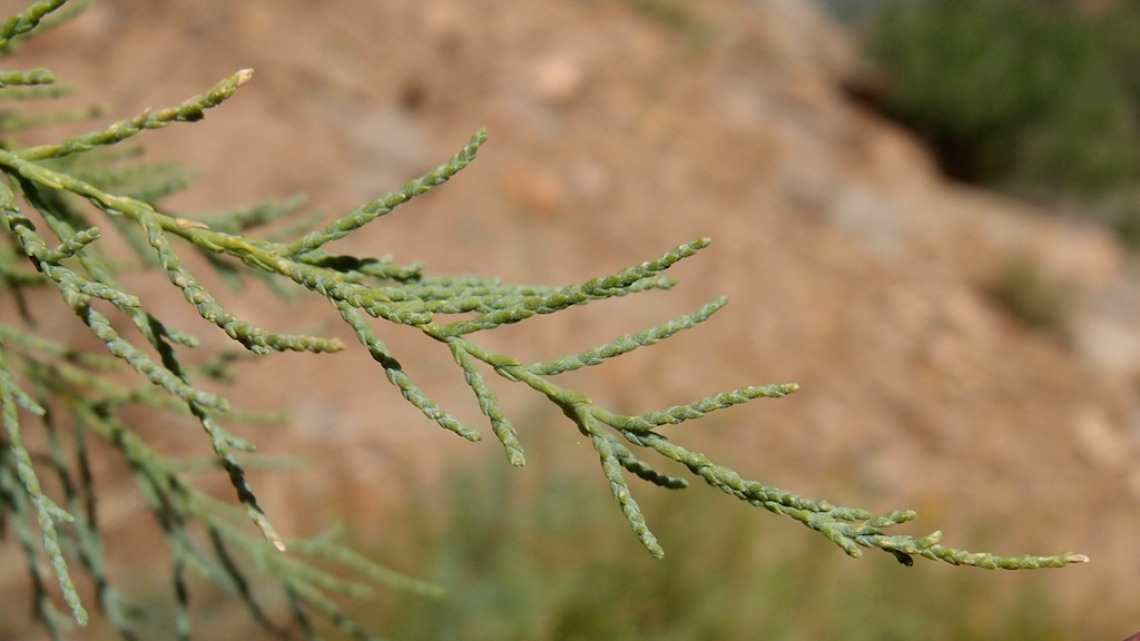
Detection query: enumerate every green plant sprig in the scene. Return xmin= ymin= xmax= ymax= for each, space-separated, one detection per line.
xmin=0 ymin=1 xmax=1087 ymax=637
xmin=0 ymin=0 xmax=66 ymax=49
xmin=1 ymin=61 xmax=1084 ymax=571
xmin=17 ymin=68 xmax=253 ymax=162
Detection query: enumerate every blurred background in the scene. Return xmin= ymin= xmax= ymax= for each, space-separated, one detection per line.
xmin=2 ymin=0 xmax=1140 ymax=638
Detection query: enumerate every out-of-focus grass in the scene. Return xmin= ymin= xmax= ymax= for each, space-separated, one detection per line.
xmin=357 ymin=453 xmax=1087 ymax=641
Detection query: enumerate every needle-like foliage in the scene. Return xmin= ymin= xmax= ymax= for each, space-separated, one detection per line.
xmin=0 ymin=1 xmax=1088 ymax=639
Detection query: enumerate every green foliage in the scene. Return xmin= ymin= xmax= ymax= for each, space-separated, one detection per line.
xmin=865 ymin=0 xmax=1140 ymax=200
xmin=0 ymin=1 xmax=1087 ymax=638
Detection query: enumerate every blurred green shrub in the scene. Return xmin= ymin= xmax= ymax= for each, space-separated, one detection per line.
xmin=985 ymin=253 xmax=1075 ymax=332
xmin=865 ymin=0 xmax=1140 ymax=201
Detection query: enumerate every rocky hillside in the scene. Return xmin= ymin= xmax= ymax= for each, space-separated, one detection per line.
xmin=4 ymin=0 xmax=1139 ymax=634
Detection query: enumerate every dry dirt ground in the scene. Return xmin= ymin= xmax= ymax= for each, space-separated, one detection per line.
xmin=4 ymin=0 xmax=1140 ymax=637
